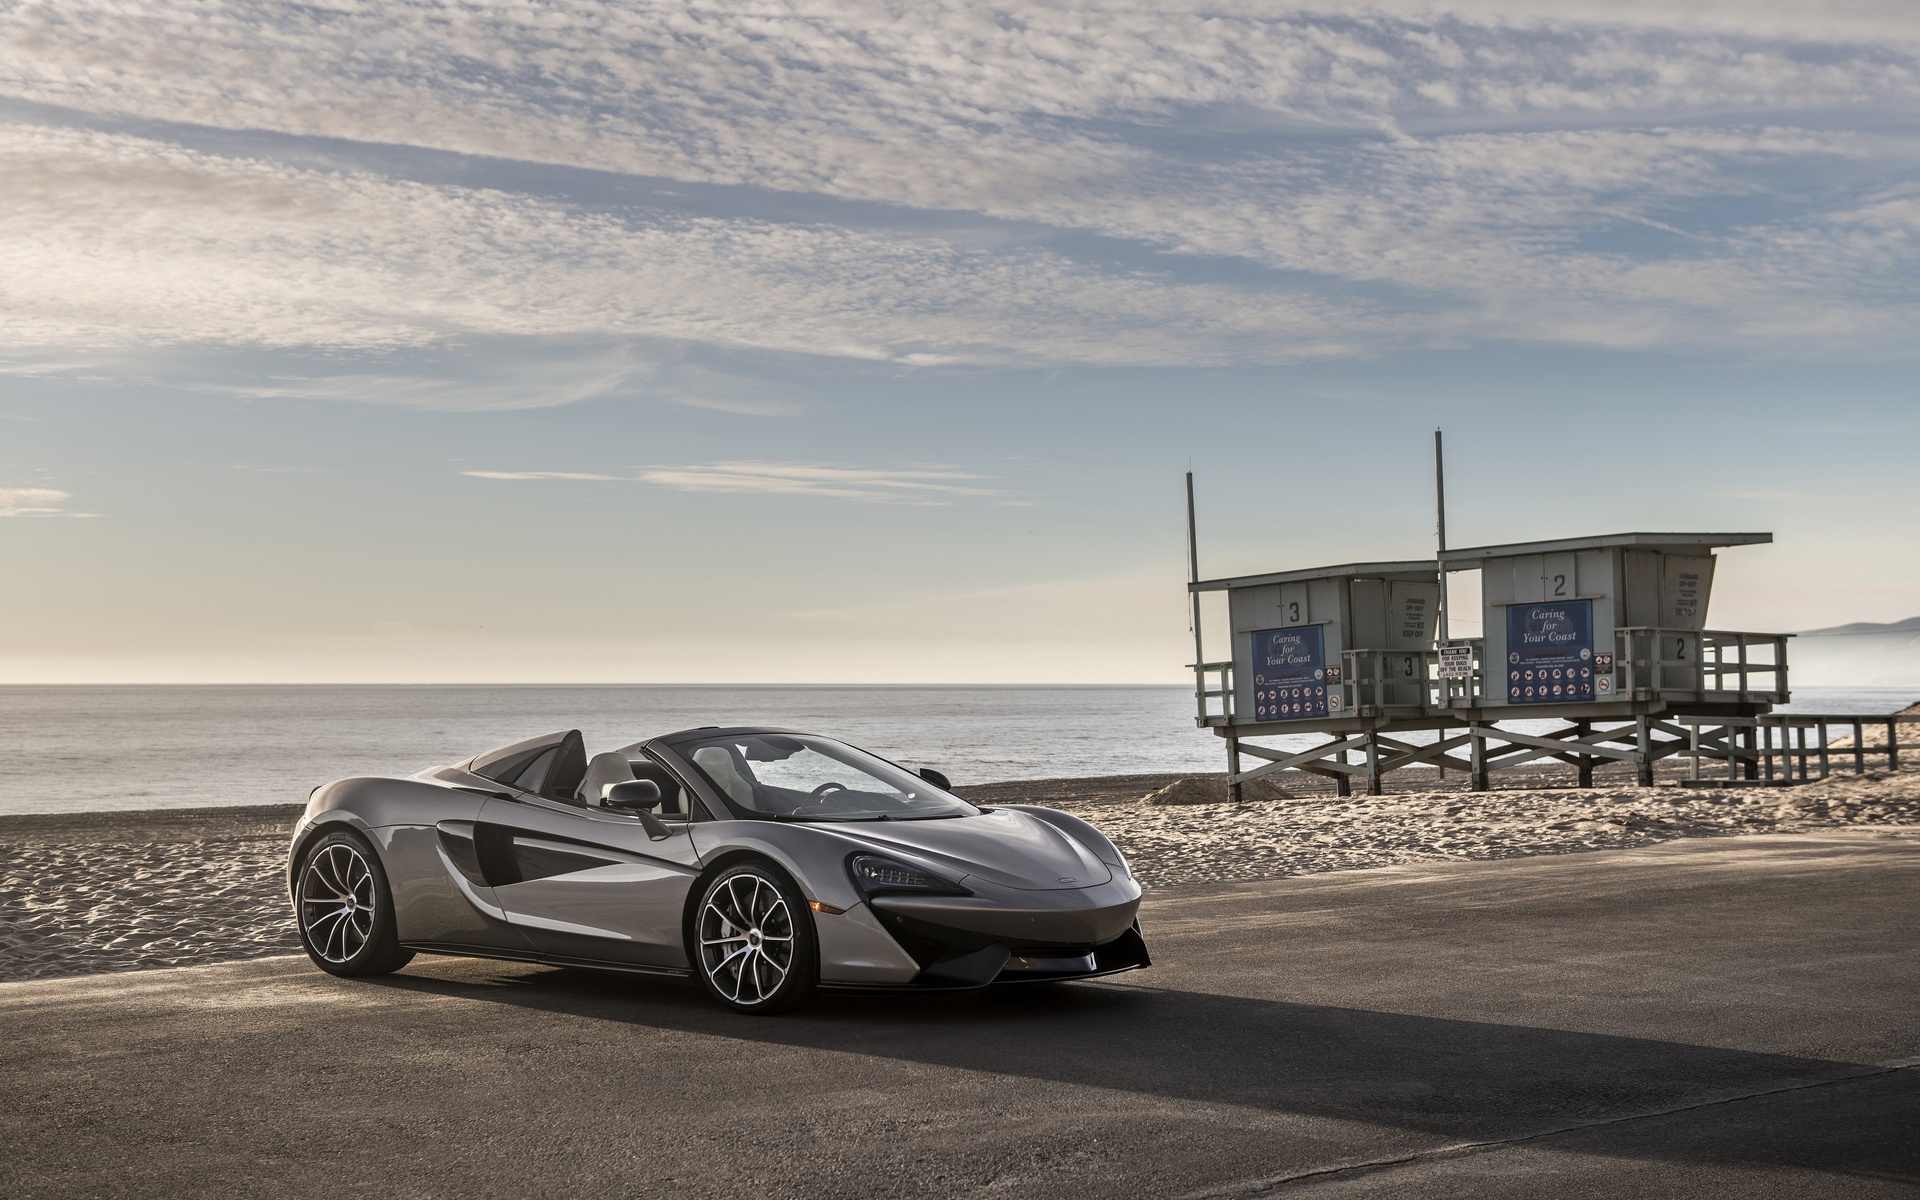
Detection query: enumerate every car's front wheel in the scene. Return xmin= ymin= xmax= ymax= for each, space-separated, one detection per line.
xmin=693 ymin=861 xmax=818 ymax=1014
xmin=295 ymin=829 xmax=414 ymax=977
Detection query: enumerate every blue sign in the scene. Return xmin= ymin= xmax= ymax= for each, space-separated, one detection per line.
xmin=1251 ymin=625 xmax=1328 ymax=720
xmin=1505 ymin=600 xmax=1595 ymax=704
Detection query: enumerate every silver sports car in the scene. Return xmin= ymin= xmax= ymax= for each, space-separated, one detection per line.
xmin=288 ymin=727 xmax=1149 ymax=1013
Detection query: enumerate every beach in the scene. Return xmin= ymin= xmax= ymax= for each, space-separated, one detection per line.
xmin=4 ymin=770 xmax=1917 ymax=985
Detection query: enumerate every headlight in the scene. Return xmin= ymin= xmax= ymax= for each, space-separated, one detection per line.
xmin=847 ymin=854 xmax=970 ymax=898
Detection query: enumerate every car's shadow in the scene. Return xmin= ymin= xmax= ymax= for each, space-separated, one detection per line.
xmin=367 ymin=959 xmax=1919 ymax=1184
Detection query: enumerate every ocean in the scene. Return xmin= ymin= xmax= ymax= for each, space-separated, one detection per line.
xmin=1 ymin=684 xmax=1912 ymax=817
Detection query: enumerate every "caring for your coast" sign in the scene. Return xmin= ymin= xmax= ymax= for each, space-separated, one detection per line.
xmin=1252 ymin=624 xmax=1330 ymax=720
xmin=1505 ymin=599 xmax=1595 ymax=704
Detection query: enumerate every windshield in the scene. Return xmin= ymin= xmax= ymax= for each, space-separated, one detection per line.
xmin=677 ymin=733 xmax=978 ymax=821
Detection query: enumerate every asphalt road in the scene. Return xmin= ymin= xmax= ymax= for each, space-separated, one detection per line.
xmin=4 ymin=831 xmax=1917 ymax=1198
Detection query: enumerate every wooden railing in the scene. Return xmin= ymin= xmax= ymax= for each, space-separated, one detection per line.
xmin=1190 ymin=659 xmax=1235 ymax=726
xmin=1615 ymin=628 xmax=1789 ymax=703
xmin=1196 ymin=627 xmax=1794 ymax=728
xmin=1340 ymin=648 xmax=1430 ymax=712
xmin=1678 ymin=712 xmax=1917 ymax=782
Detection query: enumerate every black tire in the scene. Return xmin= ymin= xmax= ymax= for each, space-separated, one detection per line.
xmin=691 ymin=860 xmax=818 ymax=1014
xmin=294 ymin=828 xmax=414 ymax=977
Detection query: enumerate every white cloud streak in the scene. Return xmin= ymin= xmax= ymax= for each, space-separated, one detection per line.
xmin=0 ymin=486 xmax=85 ymax=516
xmin=464 ymin=461 xmax=1000 ymax=504
xmin=461 ymin=471 xmax=623 ymax=482
xmin=202 ymin=365 xmax=646 ymax=412
xmin=0 ymin=2 xmax=1916 ymax=368
xmin=635 ymin=463 xmax=997 ymax=504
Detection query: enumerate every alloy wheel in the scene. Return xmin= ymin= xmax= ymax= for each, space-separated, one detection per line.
xmin=300 ymin=841 xmax=378 ymax=964
xmin=698 ymin=872 xmax=796 ymax=1006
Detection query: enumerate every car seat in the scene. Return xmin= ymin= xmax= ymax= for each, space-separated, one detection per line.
xmin=576 ymin=751 xmax=637 ymax=807
xmin=691 ymin=745 xmax=757 ymax=808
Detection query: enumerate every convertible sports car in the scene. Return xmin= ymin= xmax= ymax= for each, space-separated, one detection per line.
xmin=288 ymin=727 xmax=1149 ymax=1013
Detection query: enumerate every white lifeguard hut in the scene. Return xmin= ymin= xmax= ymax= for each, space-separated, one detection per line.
xmin=1440 ymin=532 xmax=1786 ymax=711
xmin=1191 ymin=561 xmax=1439 ymax=729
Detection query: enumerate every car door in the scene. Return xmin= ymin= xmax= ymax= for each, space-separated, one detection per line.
xmin=367 ymin=782 xmax=539 ymax=956
xmin=474 ymin=791 xmax=705 ymax=971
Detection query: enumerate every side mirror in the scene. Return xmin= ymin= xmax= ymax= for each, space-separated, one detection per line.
xmin=602 ymin=779 xmax=672 ymax=841
xmin=603 ymin=779 xmax=663 ymax=809
xmin=916 ymin=767 xmax=952 ymax=791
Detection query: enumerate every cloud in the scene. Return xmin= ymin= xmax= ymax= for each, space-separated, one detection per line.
xmin=463 ymin=461 xmax=1000 ymax=504
xmin=673 ymin=394 xmax=804 ymax=417
xmin=202 ymin=347 xmax=811 ymax=414
xmin=186 ymin=336 xmax=671 ymax=411
xmin=0 ymin=3 xmax=1917 ymax=371
xmin=0 ymin=123 xmax=1387 ymax=367
xmin=0 ymin=486 xmax=87 ymax=516
xmin=635 ymin=462 xmax=998 ymax=505
xmin=461 ymin=470 xmax=623 ymax=482
xmin=202 ymin=363 xmax=645 ymax=412
xmin=6 ymin=3 xmax=1916 ymax=208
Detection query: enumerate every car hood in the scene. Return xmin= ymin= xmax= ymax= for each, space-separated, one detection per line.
xmin=828 ymin=807 xmax=1113 ymax=891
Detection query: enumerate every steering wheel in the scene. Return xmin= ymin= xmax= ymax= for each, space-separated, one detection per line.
xmin=809 ymin=781 xmax=848 ymax=798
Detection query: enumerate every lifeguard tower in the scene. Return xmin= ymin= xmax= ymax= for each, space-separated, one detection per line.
xmin=1435 ymin=532 xmax=1788 ymax=786
xmin=1189 ymin=560 xmax=1444 ymax=797
xmin=1445 ymin=532 xmax=1783 ymax=707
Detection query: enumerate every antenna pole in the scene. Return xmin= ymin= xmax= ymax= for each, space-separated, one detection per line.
xmin=1434 ymin=428 xmax=1450 ymax=644
xmin=1186 ymin=473 xmax=1206 ymax=720
xmin=1186 ymin=471 xmax=1201 ymax=587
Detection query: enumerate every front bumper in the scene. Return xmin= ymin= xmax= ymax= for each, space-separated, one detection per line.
xmin=870 ymin=875 xmax=1141 ymax=948
xmin=850 ymin=876 xmax=1147 ymax=989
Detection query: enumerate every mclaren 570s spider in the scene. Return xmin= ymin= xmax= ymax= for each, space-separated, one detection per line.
xmin=288 ymin=726 xmax=1149 ymax=1013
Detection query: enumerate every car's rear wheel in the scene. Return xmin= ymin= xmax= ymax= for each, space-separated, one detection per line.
xmin=295 ymin=829 xmax=413 ymax=977
xmin=694 ymin=861 xmax=818 ymax=1014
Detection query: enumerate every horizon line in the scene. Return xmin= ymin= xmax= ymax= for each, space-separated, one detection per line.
xmin=0 ymin=680 xmax=1198 ymax=688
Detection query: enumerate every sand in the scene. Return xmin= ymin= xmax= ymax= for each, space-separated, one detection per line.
xmin=4 ymin=772 xmax=1918 ymax=984
xmin=0 ymin=806 xmax=298 ymax=985
xmin=1032 ymin=771 xmax=1920 ymax=887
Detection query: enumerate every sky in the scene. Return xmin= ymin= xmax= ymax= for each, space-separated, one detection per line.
xmin=1 ymin=1 xmax=1917 ymax=684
